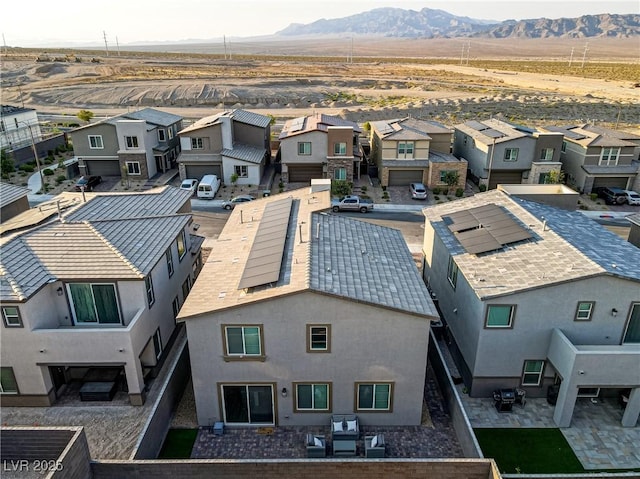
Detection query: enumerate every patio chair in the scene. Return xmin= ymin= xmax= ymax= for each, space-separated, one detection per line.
xmin=364 ymin=434 xmax=385 ymax=458
xmin=306 ymin=433 xmax=326 ymax=458
xmin=515 ymin=388 xmax=526 ymax=407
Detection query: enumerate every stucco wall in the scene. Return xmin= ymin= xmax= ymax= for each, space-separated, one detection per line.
xmin=280 ymin=131 xmax=327 ymax=165
xmin=185 ymin=291 xmax=430 ymax=427
xmin=71 ymin=123 xmax=118 ymax=158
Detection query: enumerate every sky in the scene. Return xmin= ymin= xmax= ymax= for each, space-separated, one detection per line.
xmin=3 ymin=0 xmax=638 ymax=47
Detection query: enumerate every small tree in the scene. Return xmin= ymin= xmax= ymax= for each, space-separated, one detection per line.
xmin=121 ymin=165 xmax=130 ymax=188
xmin=230 ymin=172 xmax=239 ymax=186
xmin=77 ymin=109 xmax=94 ymax=122
xmin=331 ymin=180 xmax=351 ymax=197
xmin=443 ymin=170 xmax=460 ymax=195
xmin=267 ymin=114 xmax=276 ymax=126
xmin=1 ymin=149 xmax=15 ymax=177
xmin=544 ymin=169 xmax=566 ymax=185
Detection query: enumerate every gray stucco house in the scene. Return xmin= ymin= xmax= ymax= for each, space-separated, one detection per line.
xmin=68 ymin=108 xmax=183 ymax=180
xmin=278 ymin=114 xmax=363 ymax=183
xmin=178 ymin=187 xmax=438 ymax=427
xmin=422 ymin=189 xmax=639 ymax=427
xmin=542 ymin=124 xmax=640 ymax=194
xmin=177 ymin=109 xmax=271 ymax=186
xmin=0 ymin=187 xmax=203 ymax=406
xmin=453 ymin=119 xmax=564 ymax=189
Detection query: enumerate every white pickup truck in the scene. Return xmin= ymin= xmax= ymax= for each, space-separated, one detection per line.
xmin=331 ymin=195 xmax=374 ymax=213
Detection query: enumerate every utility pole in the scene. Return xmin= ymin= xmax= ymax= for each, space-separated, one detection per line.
xmin=486 ymin=137 xmax=496 ymax=190
xmin=116 ymin=36 xmax=120 ymax=56
xmin=568 ymin=47 xmax=574 ymax=67
xmin=350 ymin=37 xmax=353 ymax=64
xmin=580 ymin=42 xmax=588 ymax=69
xmin=460 ymin=43 xmax=465 ymax=65
xmin=466 ymin=41 xmax=471 ymax=66
xmin=103 ymin=31 xmax=109 ymax=56
xmin=2 ymin=33 xmax=7 ymax=55
xmin=223 ymin=35 xmax=227 ymax=59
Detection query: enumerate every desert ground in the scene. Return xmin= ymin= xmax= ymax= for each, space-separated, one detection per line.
xmin=1 ymin=36 xmax=639 ymax=129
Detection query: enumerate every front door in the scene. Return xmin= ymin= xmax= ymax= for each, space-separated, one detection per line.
xmin=221 ymin=384 xmax=274 ymax=425
xmin=623 ymin=303 xmax=640 ymax=343
xmin=49 ymin=366 xmax=67 ymax=397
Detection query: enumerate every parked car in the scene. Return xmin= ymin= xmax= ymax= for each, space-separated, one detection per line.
xmin=623 ymin=190 xmax=640 ymax=205
xmin=196 ymin=175 xmax=221 ymax=199
xmin=331 ymin=195 xmax=374 ymax=213
xmin=180 ymin=178 xmax=199 ymax=195
xmin=222 ymin=195 xmax=256 ymax=210
xmin=75 ymin=176 xmax=101 ymax=191
xmin=598 ymin=187 xmax=628 ymax=205
xmin=410 ymin=182 xmax=428 ymax=200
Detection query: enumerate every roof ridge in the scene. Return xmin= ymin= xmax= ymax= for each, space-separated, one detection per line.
xmin=84 ymin=221 xmax=144 ymax=278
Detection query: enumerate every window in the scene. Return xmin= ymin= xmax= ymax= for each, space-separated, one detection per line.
xmin=166 ymin=248 xmax=174 ymax=277
xmin=157 ymin=129 xmax=166 ymax=142
xmin=623 ymin=303 xmax=640 ymax=344
xmin=152 ymin=328 xmax=163 ymax=360
xmin=88 ymin=135 xmax=103 ymax=149
xmin=540 ymin=148 xmax=554 ymax=160
xmin=223 ymin=325 xmax=263 ymax=357
xmin=126 ymin=161 xmax=141 ymax=175
xmin=307 ymin=325 xmax=330 ymax=352
xmin=295 ymin=383 xmax=330 ymax=411
xmin=176 ymin=230 xmax=187 ymax=260
xmin=440 ymin=170 xmax=455 ymax=182
xmin=182 ymin=276 xmax=191 ymax=300
xmin=0 ymin=367 xmax=18 ymax=394
xmin=334 ymin=142 xmax=347 ymax=155
xmin=67 ymin=283 xmax=121 ymax=325
xmin=172 ymin=296 xmax=180 ymax=318
xmin=191 ymin=137 xmax=204 ymax=149
xmin=298 ymin=142 xmax=311 ymax=155
xmin=2 ymin=306 xmax=22 ymax=327
xmin=398 ymin=141 xmax=414 ymax=156
xmin=168 ymin=127 xmax=174 ymax=140
xmin=522 ymin=360 xmax=544 ymax=386
xmin=561 ymin=141 xmax=567 ymax=152
xmin=463 ymin=136 xmax=468 ymax=146
xmin=599 ymin=147 xmax=620 ymax=166
xmin=485 ymin=305 xmax=515 ymax=328
xmin=125 ymin=136 xmax=139 ymax=149
xmin=145 ymin=275 xmax=155 ymax=308
xmin=234 ymin=165 xmax=248 ymax=178
xmin=447 ymin=256 xmax=458 ymax=289
xmin=503 ymin=148 xmax=519 ymax=162
xmin=334 ymin=168 xmax=347 ymax=181
xmin=575 ymin=301 xmax=594 ymax=321
xmin=356 ymin=383 xmax=392 ymax=411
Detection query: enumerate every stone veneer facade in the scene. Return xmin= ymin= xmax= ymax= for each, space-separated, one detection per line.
xmin=119 ymin=153 xmax=150 ymax=180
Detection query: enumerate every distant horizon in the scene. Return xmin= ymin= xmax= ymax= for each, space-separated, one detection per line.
xmin=3 ymin=1 xmax=637 ymax=48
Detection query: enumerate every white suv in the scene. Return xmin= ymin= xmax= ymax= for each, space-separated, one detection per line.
xmin=623 ymin=190 xmax=640 ymax=205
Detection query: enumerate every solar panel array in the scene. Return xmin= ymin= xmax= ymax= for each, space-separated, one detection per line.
xmin=443 ymin=204 xmax=532 ymax=255
xmin=238 ymin=197 xmax=293 ymax=290
xmin=289 ymin=117 xmax=306 ymax=133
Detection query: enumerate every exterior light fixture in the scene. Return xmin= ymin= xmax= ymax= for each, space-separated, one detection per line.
xmin=611 ymin=308 xmax=618 ymax=317
xmin=281 ymin=387 xmax=288 ymax=398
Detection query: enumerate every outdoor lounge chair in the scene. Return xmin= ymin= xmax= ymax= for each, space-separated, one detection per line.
xmin=364 ymin=434 xmax=385 ymax=458
xmin=306 ymin=434 xmax=326 ymax=457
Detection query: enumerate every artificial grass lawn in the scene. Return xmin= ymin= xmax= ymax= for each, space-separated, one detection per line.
xmin=158 ymin=428 xmax=198 ymax=459
xmin=474 ymin=428 xmax=584 ymax=474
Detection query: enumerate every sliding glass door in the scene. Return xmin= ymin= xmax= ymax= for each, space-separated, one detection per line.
xmin=221 ymin=384 xmax=274 ymax=425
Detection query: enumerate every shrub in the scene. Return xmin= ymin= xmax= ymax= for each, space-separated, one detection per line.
xmin=455 ymin=188 xmax=464 ymax=197
xmin=434 ymin=195 xmax=440 ymax=200
xmin=360 ymin=185 xmax=367 ymax=192
xmin=44 ymin=158 xmax=54 ymax=165
xmin=19 ymin=164 xmax=35 ymax=173
xmin=432 ymin=187 xmax=441 ymax=195
xmin=43 ymin=168 xmax=55 ymax=176
xmin=278 ymin=181 xmax=284 ymax=188
xmin=56 ymin=174 xmax=67 ymax=184
xmin=332 ymin=180 xmax=351 ymax=197
xmin=589 ymin=193 xmax=598 ymax=201
xmin=479 ymin=184 xmax=487 ymax=192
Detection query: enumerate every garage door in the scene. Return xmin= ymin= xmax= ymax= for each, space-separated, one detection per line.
xmin=489 ymin=171 xmax=523 ymax=190
xmin=287 ymin=164 xmax=323 ymax=182
xmin=388 ymin=169 xmax=424 ymax=186
xmin=592 ymin=177 xmax=629 ymax=190
xmin=85 ymin=160 xmax=121 ymax=176
xmin=185 ymin=164 xmax=221 ymax=180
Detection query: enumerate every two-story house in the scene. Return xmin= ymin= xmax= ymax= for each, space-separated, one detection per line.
xmin=421 ymin=189 xmax=640 ymax=427
xmin=0 ymin=186 xmax=203 ymax=407
xmin=177 ymin=186 xmax=438 ymax=427
xmin=369 ymin=117 xmax=467 ymax=189
xmin=542 ymin=124 xmax=640 ymax=194
xmin=453 ymin=119 xmax=564 ymax=189
xmin=0 ymin=105 xmax=42 ymax=153
xmin=177 ymin=109 xmax=271 ymax=186
xmin=68 ymin=108 xmax=183 ymax=180
xmin=278 ymin=114 xmax=363 ymax=183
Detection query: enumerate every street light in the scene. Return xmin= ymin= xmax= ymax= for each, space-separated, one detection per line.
xmin=17 ymin=120 xmax=45 ymax=194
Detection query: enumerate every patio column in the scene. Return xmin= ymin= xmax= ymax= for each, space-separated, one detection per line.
xmin=553 ymin=381 xmax=578 ymax=428
xmin=622 ymin=387 xmax=640 ymax=427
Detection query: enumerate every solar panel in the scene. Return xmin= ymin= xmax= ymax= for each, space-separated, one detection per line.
xmin=238 ymin=197 xmax=293 ymax=289
xmin=466 ymin=120 xmax=489 ymax=131
xmin=443 ymin=203 xmax=532 ymax=255
xmin=289 ymin=117 xmax=305 ymax=132
xmin=484 ymin=129 xmax=506 ymax=139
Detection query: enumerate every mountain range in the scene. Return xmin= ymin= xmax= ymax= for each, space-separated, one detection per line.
xmin=276 ymin=8 xmax=640 ymax=39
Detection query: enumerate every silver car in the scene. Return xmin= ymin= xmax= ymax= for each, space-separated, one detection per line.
xmin=221 ymin=195 xmax=256 ymax=210
xmin=410 ymin=182 xmax=428 ymax=200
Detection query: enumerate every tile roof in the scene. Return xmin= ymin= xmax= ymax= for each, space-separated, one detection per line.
xmin=310 ymin=213 xmax=438 ymax=317
xmin=63 ymin=186 xmax=192 ymax=222
xmin=179 ymin=109 xmax=270 ymax=134
xmin=0 ymin=182 xmax=30 ymax=208
xmin=0 ymin=239 xmax=55 ymax=301
xmin=178 ymin=187 xmax=437 ymax=320
xmin=544 ymin=124 xmax=640 ymax=148
xmin=423 ymin=190 xmax=640 ymax=300
xmin=124 ymin=108 xmax=182 ymax=127
xmin=222 ymin=144 xmax=267 ymax=164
